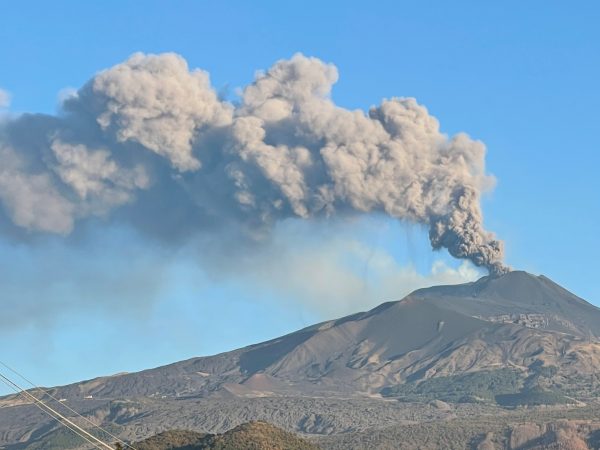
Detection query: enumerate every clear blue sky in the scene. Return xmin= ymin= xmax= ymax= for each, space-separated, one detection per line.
xmin=0 ymin=0 xmax=599 ymax=394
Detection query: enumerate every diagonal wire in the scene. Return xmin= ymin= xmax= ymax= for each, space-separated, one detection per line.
xmin=0 ymin=374 xmax=104 ymax=450
xmin=0 ymin=360 xmax=135 ymax=449
xmin=0 ymin=371 xmax=115 ymax=450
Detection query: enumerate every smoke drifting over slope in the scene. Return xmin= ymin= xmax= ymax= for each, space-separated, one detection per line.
xmin=0 ymin=53 xmax=507 ymax=274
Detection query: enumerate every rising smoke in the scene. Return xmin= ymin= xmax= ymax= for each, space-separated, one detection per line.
xmin=0 ymin=53 xmax=508 ymax=275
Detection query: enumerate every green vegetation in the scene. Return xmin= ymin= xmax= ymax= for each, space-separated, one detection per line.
xmin=380 ymin=368 xmax=575 ymax=407
xmin=380 ymin=369 xmax=524 ymax=403
xmin=495 ymin=388 xmax=572 ymax=407
xmin=134 ymin=421 xmax=320 ymax=450
xmin=317 ymin=405 xmax=600 ymax=450
xmin=22 ymin=426 xmax=120 ymax=450
xmin=531 ymin=363 xmax=558 ymax=378
xmin=135 ymin=429 xmax=208 ymax=450
xmin=21 ymin=427 xmax=88 ymax=450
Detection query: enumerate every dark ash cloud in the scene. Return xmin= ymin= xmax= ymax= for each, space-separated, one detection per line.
xmin=0 ymin=53 xmax=508 ymax=274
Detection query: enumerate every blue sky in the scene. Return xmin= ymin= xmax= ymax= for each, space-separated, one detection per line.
xmin=0 ymin=1 xmax=599 ymax=394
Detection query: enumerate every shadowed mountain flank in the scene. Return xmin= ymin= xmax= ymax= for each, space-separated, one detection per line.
xmin=239 ymin=329 xmax=320 ymax=376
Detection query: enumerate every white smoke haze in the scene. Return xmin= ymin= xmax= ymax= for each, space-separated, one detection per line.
xmin=0 ymin=52 xmax=508 ymax=274
xmin=0 ymin=89 xmax=10 ymax=109
xmin=226 ymin=224 xmax=481 ymax=318
xmin=0 ymin=218 xmax=481 ymax=331
xmin=0 ymin=229 xmax=170 ymax=331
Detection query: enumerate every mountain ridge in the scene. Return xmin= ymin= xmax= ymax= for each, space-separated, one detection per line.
xmin=3 ymin=270 xmax=600 ymax=449
xmin=2 ymin=270 xmax=599 ymax=403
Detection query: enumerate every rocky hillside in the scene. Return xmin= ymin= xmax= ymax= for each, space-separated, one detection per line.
xmin=2 ymin=271 xmax=600 ymax=449
xmin=315 ymin=417 xmax=600 ymax=450
xmin=134 ymin=421 xmax=320 ymax=450
xmin=133 ymin=429 xmax=208 ymax=449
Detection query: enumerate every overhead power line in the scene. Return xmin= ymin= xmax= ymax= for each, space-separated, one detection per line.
xmin=0 ymin=375 xmax=106 ymax=449
xmin=0 ymin=371 xmax=114 ymax=450
xmin=0 ymin=360 xmax=135 ymax=450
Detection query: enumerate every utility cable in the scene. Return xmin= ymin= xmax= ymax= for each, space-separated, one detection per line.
xmin=0 ymin=371 xmax=114 ymax=450
xmin=0 ymin=360 xmax=135 ymax=449
xmin=0 ymin=375 xmax=104 ymax=450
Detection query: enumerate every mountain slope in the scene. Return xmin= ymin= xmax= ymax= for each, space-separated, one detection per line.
xmin=411 ymin=271 xmax=600 ymax=337
xmin=2 ymin=270 xmax=600 ymax=449
xmin=14 ymin=271 xmax=597 ymax=401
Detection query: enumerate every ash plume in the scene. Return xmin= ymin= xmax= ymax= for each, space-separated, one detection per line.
xmin=0 ymin=53 xmax=508 ymax=274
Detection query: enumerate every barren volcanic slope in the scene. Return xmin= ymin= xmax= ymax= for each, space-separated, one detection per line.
xmin=2 ymin=271 xmax=600 ymax=449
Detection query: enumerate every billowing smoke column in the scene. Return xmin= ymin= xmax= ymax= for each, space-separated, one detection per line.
xmin=0 ymin=53 xmax=508 ymax=275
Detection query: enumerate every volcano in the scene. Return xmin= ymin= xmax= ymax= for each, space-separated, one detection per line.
xmin=2 ymin=271 xmax=600 ymax=449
